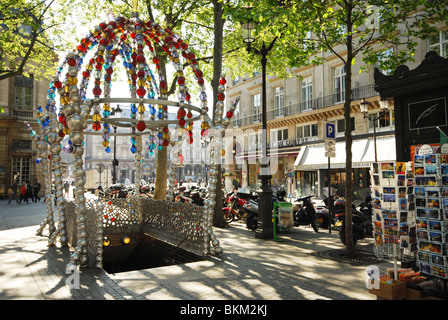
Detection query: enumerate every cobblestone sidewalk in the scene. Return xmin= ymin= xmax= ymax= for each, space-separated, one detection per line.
xmin=0 ymin=199 xmax=393 ymax=301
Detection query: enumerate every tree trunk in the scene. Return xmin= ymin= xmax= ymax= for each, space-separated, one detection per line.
xmin=344 ymin=69 xmax=354 ymax=258
xmin=211 ymin=0 xmax=226 ymax=227
xmin=153 ymin=50 xmax=169 ymax=199
xmin=344 ymin=4 xmax=355 ymax=258
xmin=153 ymin=146 xmax=168 ymax=199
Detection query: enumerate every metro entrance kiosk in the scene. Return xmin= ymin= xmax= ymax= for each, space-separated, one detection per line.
xmin=374 ymin=51 xmax=448 ymax=292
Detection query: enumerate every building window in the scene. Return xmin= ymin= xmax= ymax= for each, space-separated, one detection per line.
xmin=11 ymin=157 xmax=31 ymax=184
xmin=297 ymin=124 xmax=318 ymax=139
xmin=232 ymin=105 xmax=240 ymax=126
xmin=334 ymin=66 xmax=346 ymax=104
xmin=14 ymin=75 xmax=33 ymax=117
xmin=301 ymin=77 xmax=313 ymax=111
xmin=274 ymin=86 xmax=284 ymax=117
xmin=277 ymin=128 xmax=288 ymax=141
xmin=336 ymin=117 xmax=355 ymax=134
xmin=270 ymin=128 xmax=289 ymax=147
xmin=252 ymin=93 xmax=261 ymax=122
xmin=249 ymin=132 xmax=261 ymax=151
xmin=429 ymin=29 xmax=448 ymax=58
xmin=368 ymin=109 xmax=395 ymax=129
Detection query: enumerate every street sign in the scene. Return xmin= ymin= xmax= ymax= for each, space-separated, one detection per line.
xmin=325 ymin=122 xmax=335 ymax=139
xmin=325 ymin=122 xmax=336 ymax=158
xmin=325 ymin=144 xmax=336 ymax=152
xmin=96 ymin=164 xmax=104 ymax=173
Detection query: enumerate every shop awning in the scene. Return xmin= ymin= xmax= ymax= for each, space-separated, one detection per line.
xmin=294 ymin=135 xmax=396 ymax=170
xmin=359 ymin=135 xmax=396 ymax=163
xmin=239 ymin=148 xmax=300 ymax=161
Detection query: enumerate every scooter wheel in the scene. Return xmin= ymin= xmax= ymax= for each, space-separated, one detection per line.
xmin=223 ymin=209 xmax=234 ymax=223
xmin=339 ymin=223 xmax=358 ymax=246
xmin=246 ymin=215 xmax=258 ymax=230
xmin=311 ymin=218 xmax=319 ymax=233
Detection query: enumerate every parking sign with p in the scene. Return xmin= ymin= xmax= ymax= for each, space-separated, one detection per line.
xmin=325 ymin=122 xmax=335 ymax=139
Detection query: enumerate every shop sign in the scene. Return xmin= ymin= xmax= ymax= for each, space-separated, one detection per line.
xmin=441 ymin=143 xmax=448 ymax=154
xmin=418 ymin=144 xmax=434 ymax=155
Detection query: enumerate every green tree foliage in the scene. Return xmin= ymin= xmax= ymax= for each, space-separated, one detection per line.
xmin=0 ymin=0 xmax=59 ymax=81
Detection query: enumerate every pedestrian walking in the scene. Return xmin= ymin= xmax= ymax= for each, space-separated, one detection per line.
xmin=33 ymin=179 xmax=41 ymax=202
xmin=7 ymin=180 xmax=19 ymax=204
xmin=64 ymin=181 xmax=69 ymax=197
xmin=19 ymin=181 xmax=28 ymax=204
xmin=26 ymin=181 xmax=34 ymax=203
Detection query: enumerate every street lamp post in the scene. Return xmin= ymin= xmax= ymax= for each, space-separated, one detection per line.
xmin=110 ymin=105 xmax=122 ymax=184
xmin=241 ymin=13 xmax=285 ymax=239
xmin=112 ymin=125 xmax=118 ymax=184
xmin=360 ymin=98 xmax=391 ymax=162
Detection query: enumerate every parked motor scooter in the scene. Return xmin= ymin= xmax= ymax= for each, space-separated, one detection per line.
xmin=190 ymin=190 xmax=204 ymax=206
xmin=243 ymin=197 xmax=259 ymax=230
xmin=313 ymin=198 xmax=331 ymax=229
xmin=292 ymin=195 xmax=319 ymax=232
xmin=244 ymin=185 xmax=287 ymax=231
xmin=109 ymin=183 xmax=129 ymax=198
xmin=334 ymin=194 xmax=373 ymax=246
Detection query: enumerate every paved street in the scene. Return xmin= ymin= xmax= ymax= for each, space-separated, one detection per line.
xmin=0 ymin=197 xmax=395 ymax=305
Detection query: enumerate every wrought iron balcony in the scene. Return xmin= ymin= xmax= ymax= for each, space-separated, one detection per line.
xmin=231 ymin=83 xmax=379 ymax=128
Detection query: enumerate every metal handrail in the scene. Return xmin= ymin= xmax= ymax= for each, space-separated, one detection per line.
xmin=232 ymin=83 xmax=379 ymax=127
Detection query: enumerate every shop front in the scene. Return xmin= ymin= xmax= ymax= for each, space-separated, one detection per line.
xmin=294 ymin=135 xmax=396 ymax=197
xmin=240 ymin=148 xmax=299 ymax=191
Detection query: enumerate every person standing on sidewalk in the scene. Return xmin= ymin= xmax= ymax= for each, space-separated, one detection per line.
xmin=33 ymin=179 xmax=41 ymax=202
xmin=19 ymin=181 xmax=28 ymax=204
xmin=7 ymin=180 xmax=19 ymax=204
xmin=26 ymin=181 xmax=34 ymax=203
xmin=63 ymin=180 xmax=69 ymax=197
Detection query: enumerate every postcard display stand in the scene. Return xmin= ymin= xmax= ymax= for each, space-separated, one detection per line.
xmin=414 ymin=153 xmax=448 ymax=281
xmin=371 ymin=161 xmax=417 ymax=279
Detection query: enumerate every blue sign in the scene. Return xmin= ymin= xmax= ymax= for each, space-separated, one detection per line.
xmin=325 ymin=123 xmax=335 ymax=139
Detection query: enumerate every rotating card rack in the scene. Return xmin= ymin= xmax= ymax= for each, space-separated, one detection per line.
xmin=370 ymin=161 xmax=417 ymax=280
xmin=413 ymin=153 xmax=448 ymax=282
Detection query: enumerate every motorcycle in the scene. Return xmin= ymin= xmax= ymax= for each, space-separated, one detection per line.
xmin=174 ymin=186 xmax=207 ymax=206
xmin=175 ymin=186 xmax=190 ymax=203
xmin=334 ymin=194 xmax=373 ymax=246
xmin=136 ymin=184 xmax=154 ymax=198
xmin=292 ymin=195 xmax=319 ymax=232
xmin=99 ymin=183 xmax=128 ymax=199
xmin=223 ymin=187 xmax=256 ymax=223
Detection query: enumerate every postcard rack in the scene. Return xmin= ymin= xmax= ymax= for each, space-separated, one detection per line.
xmin=370 ymin=161 xmax=417 ymax=279
xmin=414 ymin=153 xmax=448 ymax=280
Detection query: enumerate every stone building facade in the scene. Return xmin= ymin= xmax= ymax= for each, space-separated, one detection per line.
xmin=224 ymin=28 xmax=447 ymax=197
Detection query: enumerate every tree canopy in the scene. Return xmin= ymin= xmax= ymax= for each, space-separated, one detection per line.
xmin=0 ymin=0 xmax=60 ymax=81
